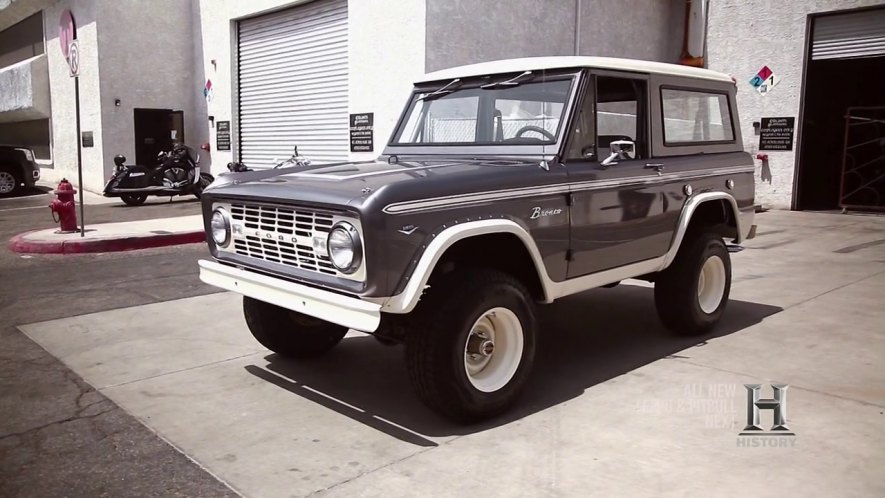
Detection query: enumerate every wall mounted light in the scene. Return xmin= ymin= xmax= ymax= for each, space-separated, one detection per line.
xmin=114 ymin=98 xmax=121 ymax=107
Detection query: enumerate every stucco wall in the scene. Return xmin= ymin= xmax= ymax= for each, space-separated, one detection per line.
xmin=347 ymin=0 xmax=425 ymax=161
xmin=193 ymin=0 xmax=425 ymax=171
xmin=97 ymin=0 xmax=198 ymax=182
xmin=42 ymin=0 xmax=104 ymax=191
xmin=707 ymin=0 xmax=885 ymax=209
xmin=425 ymin=0 xmax=683 ymax=72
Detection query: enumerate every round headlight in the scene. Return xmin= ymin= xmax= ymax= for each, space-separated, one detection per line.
xmin=210 ymin=208 xmax=231 ymax=247
xmin=327 ymin=222 xmax=362 ymax=273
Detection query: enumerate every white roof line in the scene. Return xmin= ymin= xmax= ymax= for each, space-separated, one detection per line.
xmin=418 ymin=56 xmax=734 ymax=84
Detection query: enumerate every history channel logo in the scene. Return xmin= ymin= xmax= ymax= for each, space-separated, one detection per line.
xmin=737 ymin=384 xmax=796 ymax=447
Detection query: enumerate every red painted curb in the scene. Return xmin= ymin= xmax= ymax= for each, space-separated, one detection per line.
xmin=9 ymin=230 xmax=206 ymax=254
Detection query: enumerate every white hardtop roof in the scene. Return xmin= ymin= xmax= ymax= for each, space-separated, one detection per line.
xmin=417 ymin=56 xmax=734 ymax=84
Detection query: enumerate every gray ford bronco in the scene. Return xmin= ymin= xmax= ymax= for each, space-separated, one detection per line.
xmin=199 ymin=56 xmax=756 ymax=422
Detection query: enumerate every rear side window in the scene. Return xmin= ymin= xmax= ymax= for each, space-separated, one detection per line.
xmin=661 ymin=88 xmax=734 ymax=144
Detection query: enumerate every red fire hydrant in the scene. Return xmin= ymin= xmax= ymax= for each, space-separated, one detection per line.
xmin=50 ymin=179 xmax=79 ymax=233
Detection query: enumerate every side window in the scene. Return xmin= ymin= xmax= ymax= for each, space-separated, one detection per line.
xmin=597 ymin=77 xmax=646 ymax=159
xmin=661 ymin=88 xmax=734 ymax=144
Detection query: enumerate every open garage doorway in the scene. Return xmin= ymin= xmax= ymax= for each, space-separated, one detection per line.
xmin=795 ymin=6 xmax=885 ymax=211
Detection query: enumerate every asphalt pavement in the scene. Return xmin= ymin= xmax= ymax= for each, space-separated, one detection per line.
xmin=0 ymin=188 xmax=235 ymax=497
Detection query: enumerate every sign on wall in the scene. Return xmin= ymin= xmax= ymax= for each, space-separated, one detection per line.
xmin=349 ymin=113 xmax=374 ymax=152
xmin=216 ymin=121 xmax=231 ymax=151
xmin=749 ymin=65 xmax=780 ymax=95
xmin=759 ymin=117 xmax=795 ymax=151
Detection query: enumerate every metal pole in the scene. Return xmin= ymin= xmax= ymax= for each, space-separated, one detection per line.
xmin=74 ymin=74 xmax=85 ymax=237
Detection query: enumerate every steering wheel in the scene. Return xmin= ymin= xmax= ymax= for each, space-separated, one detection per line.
xmin=515 ymin=125 xmax=555 ymax=141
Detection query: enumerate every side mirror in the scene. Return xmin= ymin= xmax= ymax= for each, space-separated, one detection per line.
xmin=113 ymin=155 xmax=126 ymax=166
xmin=601 ymin=140 xmax=635 ymax=167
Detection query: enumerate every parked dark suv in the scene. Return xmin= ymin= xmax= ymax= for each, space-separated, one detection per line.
xmin=198 ymin=56 xmax=756 ymax=422
xmin=0 ymin=145 xmax=41 ymax=196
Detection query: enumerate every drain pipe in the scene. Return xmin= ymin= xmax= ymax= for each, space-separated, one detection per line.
xmin=680 ymin=0 xmax=708 ymax=67
xmin=574 ymin=0 xmax=581 ymax=55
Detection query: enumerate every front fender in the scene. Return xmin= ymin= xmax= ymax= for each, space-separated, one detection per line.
xmin=378 ymin=219 xmax=554 ymax=313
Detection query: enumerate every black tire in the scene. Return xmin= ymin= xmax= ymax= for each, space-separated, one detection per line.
xmin=243 ymin=297 xmax=348 ymax=358
xmin=121 ymin=193 xmax=148 ymax=206
xmin=654 ymin=230 xmax=731 ymax=335
xmin=405 ymin=269 xmax=537 ymax=423
xmin=0 ymin=165 xmax=22 ymax=197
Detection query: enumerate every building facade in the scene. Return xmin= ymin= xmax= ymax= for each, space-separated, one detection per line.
xmin=707 ymin=0 xmax=885 ymax=210
xmin=2 ymin=0 xmax=883 ymax=211
xmin=0 ymin=0 xmax=684 ymax=193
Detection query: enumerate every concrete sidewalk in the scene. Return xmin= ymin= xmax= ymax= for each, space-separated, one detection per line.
xmin=15 ymin=210 xmax=885 ymax=497
xmin=9 ymin=215 xmax=204 ymax=254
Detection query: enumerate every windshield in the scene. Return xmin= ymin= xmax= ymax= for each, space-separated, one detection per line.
xmin=393 ymin=77 xmax=574 ymax=146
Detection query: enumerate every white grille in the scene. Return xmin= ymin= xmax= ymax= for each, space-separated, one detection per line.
xmin=230 ymin=203 xmax=337 ymax=275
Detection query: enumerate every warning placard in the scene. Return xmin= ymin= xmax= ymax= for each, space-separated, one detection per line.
xmin=349 ymin=113 xmax=374 ymax=152
xmin=759 ymin=117 xmax=795 ymax=151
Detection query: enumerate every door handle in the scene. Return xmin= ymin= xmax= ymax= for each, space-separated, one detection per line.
xmin=645 ymin=163 xmax=664 ymax=175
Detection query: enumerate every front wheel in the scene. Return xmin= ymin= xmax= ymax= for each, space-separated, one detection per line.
xmin=654 ymin=230 xmax=731 ymax=335
xmin=405 ymin=269 xmax=537 ymax=423
xmin=243 ymin=297 xmax=348 ymax=358
xmin=121 ymin=193 xmax=148 ymax=206
xmin=0 ymin=166 xmax=22 ymax=197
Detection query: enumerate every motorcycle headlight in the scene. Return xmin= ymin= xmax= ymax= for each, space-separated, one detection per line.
xmin=327 ymin=222 xmax=362 ymax=274
xmin=210 ymin=207 xmax=231 ymax=247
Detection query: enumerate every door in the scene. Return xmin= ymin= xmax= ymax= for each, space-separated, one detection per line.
xmin=134 ymin=108 xmax=182 ymax=166
xmin=237 ymin=0 xmax=349 ymax=168
xmin=565 ymin=73 xmax=673 ymax=278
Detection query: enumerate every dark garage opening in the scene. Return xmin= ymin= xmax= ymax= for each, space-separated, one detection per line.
xmin=796 ymin=7 xmax=885 ymax=212
xmin=797 ymin=56 xmax=885 ymax=211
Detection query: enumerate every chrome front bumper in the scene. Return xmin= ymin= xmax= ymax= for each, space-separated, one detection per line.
xmin=198 ymin=260 xmax=381 ymax=332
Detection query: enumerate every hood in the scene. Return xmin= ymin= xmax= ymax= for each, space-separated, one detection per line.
xmin=204 ymin=156 xmax=559 ymax=212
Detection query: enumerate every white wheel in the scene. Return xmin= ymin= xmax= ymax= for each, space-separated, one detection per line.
xmin=697 ymin=255 xmax=726 ymax=314
xmin=0 ymin=170 xmax=17 ymax=194
xmin=463 ymin=307 xmax=525 ymax=393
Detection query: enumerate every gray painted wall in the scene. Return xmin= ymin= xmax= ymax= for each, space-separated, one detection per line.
xmin=425 ymin=0 xmax=684 ymax=72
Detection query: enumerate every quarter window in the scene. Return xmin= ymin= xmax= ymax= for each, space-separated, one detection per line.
xmin=661 ymin=89 xmax=734 ymax=144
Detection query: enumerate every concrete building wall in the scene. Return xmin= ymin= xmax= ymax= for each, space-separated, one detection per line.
xmin=194 ymin=0 xmax=425 ymax=172
xmin=0 ymin=54 xmax=50 ymax=121
xmin=347 ymin=0 xmax=425 ymax=161
xmin=425 ymin=0 xmax=683 ymax=72
xmin=707 ymin=0 xmax=885 ymax=209
xmin=96 ymin=0 xmax=198 ymax=182
xmin=41 ymin=0 xmax=104 ymax=191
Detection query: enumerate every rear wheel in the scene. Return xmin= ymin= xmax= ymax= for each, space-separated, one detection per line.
xmin=654 ymin=230 xmax=731 ymax=335
xmin=0 ymin=166 xmax=21 ymax=197
xmin=405 ymin=269 xmax=537 ymax=422
xmin=121 ymin=193 xmax=148 ymax=206
xmin=243 ymin=297 xmax=348 ymax=358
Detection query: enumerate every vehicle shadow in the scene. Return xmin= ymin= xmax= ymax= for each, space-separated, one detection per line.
xmin=244 ymin=283 xmax=782 ymax=447
xmin=2 ymin=186 xmax=52 ymax=199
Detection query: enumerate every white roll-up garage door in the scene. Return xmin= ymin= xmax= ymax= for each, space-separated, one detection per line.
xmin=811 ymin=7 xmax=885 ymax=60
xmin=237 ymin=0 xmax=348 ymax=167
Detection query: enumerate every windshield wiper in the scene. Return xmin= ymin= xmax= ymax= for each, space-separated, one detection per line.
xmin=418 ymin=78 xmax=462 ymax=101
xmin=480 ymin=71 xmax=534 ymax=89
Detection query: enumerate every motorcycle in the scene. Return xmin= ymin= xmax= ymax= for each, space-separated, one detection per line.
xmin=103 ymin=144 xmax=214 ymax=206
xmin=223 ymin=146 xmax=311 ymax=175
